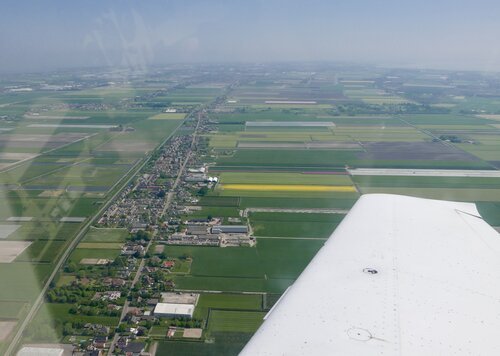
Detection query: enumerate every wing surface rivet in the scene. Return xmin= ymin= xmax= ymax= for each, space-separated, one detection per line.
xmin=363 ymin=268 xmax=378 ymax=274
xmin=347 ymin=327 xmax=372 ymax=341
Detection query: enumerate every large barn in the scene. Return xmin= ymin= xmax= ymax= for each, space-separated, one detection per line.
xmin=153 ymin=303 xmax=195 ymax=319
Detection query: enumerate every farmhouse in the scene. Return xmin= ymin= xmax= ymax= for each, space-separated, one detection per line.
xmin=93 ymin=335 xmax=108 ymax=348
xmin=162 ymin=260 xmax=175 ymax=268
xmin=154 ymin=302 xmax=195 ymax=319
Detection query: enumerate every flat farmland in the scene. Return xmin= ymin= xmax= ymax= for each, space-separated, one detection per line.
xmin=213 ymin=164 xmax=359 ymax=198
xmin=25 ymin=302 xmax=119 ymax=343
xmin=352 ymin=158 xmax=491 ymax=169
xmin=0 ymin=301 xmax=28 ymax=319
xmin=208 ymin=310 xmax=265 ymax=333
xmin=0 ymin=194 xmax=98 ymax=220
xmin=343 ymin=88 xmax=411 ymax=104
xmin=215 ymin=187 xmax=358 ymax=199
xmin=23 ymin=110 xmax=156 ymax=125
xmin=197 ymin=294 xmax=262 ymax=311
xmin=148 ymin=113 xmax=186 ymax=120
xmin=216 ymin=149 xmax=359 ymax=168
xmin=352 ymin=175 xmax=500 ymax=189
xmin=69 ymin=247 xmax=121 ymax=264
xmin=401 ymin=114 xmax=495 ymax=126
xmin=0 ymin=263 xmax=52 ymax=301
xmin=245 ymin=121 xmax=334 ymax=127
xmin=166 ymin=246 xmax=263 ymax=279
xmin=194 ymin=294 xmax=262 ymax=320
xmin=208 ymin=131 xmax=359 ymax=149
xmin=95 ymin=140 xmax=156 ymax=153
xmin=198 ymin=196 xmax=240 ymax=207
xmin=112 ymin=118 xmax=184 ymax=145
xmin=23 ymin=164 xmax=130 ymax=188
xmin=219 ymin=184 xmax=356 ymax=194
xmin=213 ymin=110 xmax=403 ymax=127
xmin=15 ymin=240 xmax=67 ymax=263
xmin=236 ymin=141 xmax=360 ymax=149
xmin=154 ymin=88 xmax=222 ymax=105
xmin=0 ymin=77 xmax=200 ymax=352
xmin=157 ymin=332 xmax=252 ymax=356
xmin=451 ymin=96 xmax=500 ymax=113
xmin=211 ymin=110 xmax=319 ymax=123
xmin=250 ymin=212 xmax=344 ymax=238
xmin=0 ymin=222 xmax=81 ymax=242
xmin=239 ymin=197 xmax=357 ymax=209
xmin=218 ymin=172 xmax=353 ymax=186
xmin=334 ymin=126 xmax=427 ymax=142
xmin=0 ymin=241 xmax=32 ymax=263
xmin=358 ymin=141 xmax=482 ymax=162
xmin=82 ymin=227 xmax=129 ymax=242
xmin=359 ymin=187 xmax=500 ymax=201
xmin=168 ymin=238 xmax=324 ymax=293
xmin=7 ymin=63 xmax=500 ymax=355
xmin=173 ymin=276 xmax=266 ymax=293
xmin=57 ymin=117 xmax=183 ymax=156
xmin=456 ymin=139 xmax=500 ymax=162
xmin=76 ymin=242 xmax=123 ymax=249
xmin=184 ymin=206 xmax=240 ymax=219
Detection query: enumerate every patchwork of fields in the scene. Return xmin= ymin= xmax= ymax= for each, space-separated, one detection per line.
xmin=3 ymin=64 xmax=500 ymax=355
xmin=0 ymin=73 xmax=200 ymax=353
xmin=170 ymin=67 xmax=500 ymax=353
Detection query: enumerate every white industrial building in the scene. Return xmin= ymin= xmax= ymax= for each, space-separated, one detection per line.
xmin=154 ymin=302 xmax=195 ymax=319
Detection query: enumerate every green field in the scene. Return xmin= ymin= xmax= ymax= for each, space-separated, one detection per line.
xmin=149 ymin=113 xmax=186 ymax=120
xmin=186 ymin=207 xmax=241 ymax=219
xmin=359 ymin=187 xmax=500 ymax=201
xmin=353 ymin=176 xmax=500 ymax=189
xmin=82 ymin=227 xmax=129 ymax=242
xmin=26 ymin=303 xmax=119 ymax=343
xmin=208 ymin=310 xmax=265 ymax=333
xmin=215 ymin=188 xmax=359 ymax=199
xmin=15 ymin=240 xmax=67 ymax=262
xmin=0 ymin=301 xmax=28 ymax=319
xmin=218 ymin=172 xmax=353 ymax=186
xmin=194 ymin=294 xmax=262 ymax=319
xmin=198 ymin=196 xmax=240 ymax=207
xmin=250 ymin=212 xmax=344 ymax=238
xmin=0 ymin=194 xmax=98 ymax=221
xmin=0 ymin=222 xmax=81 ymax=241
xmin=216 ymin=150 xmax=359 ymax=167
xmin=157 ymin=332 xmax=252 ymax=356
xmin=76 ymin=242 xmax=124 ymax=249
xmin=168 ymin=238 xmax=324 ymax=293
xmin=0 ymin=263 xmax=52 ymax=301
xmin=239 ymin=197 xmax=356 ymax=209
xmin=69 ymin=248 xmax=121 ymax=264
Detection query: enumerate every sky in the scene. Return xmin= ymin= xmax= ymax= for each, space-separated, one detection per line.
xmin=2 ymin=0 xmax=500 ymax=73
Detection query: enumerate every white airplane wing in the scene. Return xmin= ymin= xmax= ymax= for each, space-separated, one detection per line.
xmin=240 ymin=194 xmax=500 ymax=356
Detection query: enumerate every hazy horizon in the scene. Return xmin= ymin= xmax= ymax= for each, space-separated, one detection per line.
xmin=2 ymin=0 xmax=500 ymax=74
